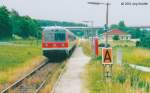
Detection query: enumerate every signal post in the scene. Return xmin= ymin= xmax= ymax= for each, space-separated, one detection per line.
xmin=88 ymin=1 xmax=112 ymax=82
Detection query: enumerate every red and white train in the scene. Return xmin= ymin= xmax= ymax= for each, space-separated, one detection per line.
xmin=42 ymin=26 xmax=77 ymax=61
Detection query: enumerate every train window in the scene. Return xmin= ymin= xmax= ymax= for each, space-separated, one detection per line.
xmin=43 ymin=29 xmax=66 ymax=42
xmin=55 ymin=33 xmax=66 ymax=41
xmin=44 ymin=31 xmax=55 ymax=42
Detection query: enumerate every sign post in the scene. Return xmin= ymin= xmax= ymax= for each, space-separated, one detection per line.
xmin=102 ymin=47 xmax=113 ymax=81
xmin=117 ymin=49 xmax=122 ymax=65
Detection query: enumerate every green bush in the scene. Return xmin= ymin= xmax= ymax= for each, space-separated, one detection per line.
xmin=113 ymin=35 xmax=119 ymax=41
xmin=124 ymin=44 xmax=128 ymax=47
xmin=136 ymin=41 xmax=140 ymax=47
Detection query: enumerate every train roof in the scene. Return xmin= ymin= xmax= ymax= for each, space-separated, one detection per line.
xmin=43 ymin=26 xmax=66 ymax=30
xmin=43 ymin=26 xmax=77 ymax=37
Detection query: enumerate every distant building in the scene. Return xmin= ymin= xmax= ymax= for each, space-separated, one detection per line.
xmin=102 ymin=29 xmax=131 ymax=41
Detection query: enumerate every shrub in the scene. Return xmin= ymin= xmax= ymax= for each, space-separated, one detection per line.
xmin=113 ymin=35 xmax=119 ymax=41
xmin=99 ymin=43 xmax=110 ymax=47
xmin=136 ymin=41 xmax=140 ymax=47
xmin=99 ymin=43 xmax=105 ymax=47
xmin=124 ymin=44 xmax=128 ymax=47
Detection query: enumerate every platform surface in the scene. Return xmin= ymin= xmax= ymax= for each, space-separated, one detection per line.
xmin=52 ymin=47 xmax=90 ymax=93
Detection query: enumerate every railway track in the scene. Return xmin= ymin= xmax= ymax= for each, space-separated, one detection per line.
xmin=0 ymin=59 xmax=62 ymax=93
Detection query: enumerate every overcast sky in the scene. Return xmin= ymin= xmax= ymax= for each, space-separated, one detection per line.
xmin=0 ymin=0 xmax=150 ymax=26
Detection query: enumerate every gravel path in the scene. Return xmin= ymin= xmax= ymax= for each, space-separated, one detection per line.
xmin=52 ymin=47 xmax=90 ymax=93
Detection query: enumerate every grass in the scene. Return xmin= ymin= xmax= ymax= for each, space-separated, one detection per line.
xmin=0 ymin=45 xmax=42 ymax=71
xmin=80 ymin=41 xmax=93 ymax=56
xmin=109 ymin=40 xmax=135 ymax=47
xmin=84 ymin=60 xmax=150 ymax=93
xmin=113 ymin=47 xmax=150 ymax=67
xmin=82 ymin=40 xmax=150 ymax=67
xmin=0 ymin=41 xmax=44 ymax=91
xmin=100 ymin=40 xmax=150 ymax=67
xmin=82 ymin=40 xmax=150 ymax=93
xmin=10 ymin=39 xmax=41 ymax=46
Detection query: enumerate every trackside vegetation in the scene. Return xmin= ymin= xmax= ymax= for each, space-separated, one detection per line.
xmin=116 ymin=47 xmax=150 ymax=67
xmin=0 ymin=44 xmax=44 ymax=91
xmin=82 ymin=40 xmax=150 ymax=93
xmin=84 ymin=60 xmax=150 ymax=93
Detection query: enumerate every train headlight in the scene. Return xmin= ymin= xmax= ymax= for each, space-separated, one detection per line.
xmin=53 ymin=44 xmax=56 ymax=47
xmin=45 ymin=43 xmax=48 ymax=47
xmin=62 ymin=44 xmax=64 ymax=47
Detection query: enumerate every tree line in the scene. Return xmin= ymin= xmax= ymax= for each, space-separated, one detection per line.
xmin=37 ymin=20 xmax=86 ymax=27
xmin=0 ymin=6 xmax=42 ymax=40
xmin=0 ymin=6 xmax=86 ymax=40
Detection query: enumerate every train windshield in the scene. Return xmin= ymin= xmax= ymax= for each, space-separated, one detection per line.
xmin=44 ymin=30 xmax=66 ymax=42
xmin=54 ymin=33 xmax=66 ymax=41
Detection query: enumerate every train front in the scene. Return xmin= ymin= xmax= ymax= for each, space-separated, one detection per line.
xmin=42 ymin=27 xmax=69 ymax=61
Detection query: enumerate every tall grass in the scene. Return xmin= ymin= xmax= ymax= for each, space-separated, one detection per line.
xmin=80 ymin=41 xmax=92 ymax=56
xmin=113 ymin=47 xmax=150 ymax=67
xmin=0 ymin=44 xmax=44 ymax=90
xmin=84 ymin=60 xmax=150 ymax=93
xmin=107 ymin=40 xmax=150 ymax=67
xmin=82 ymin=40 xmax=150 ymax=93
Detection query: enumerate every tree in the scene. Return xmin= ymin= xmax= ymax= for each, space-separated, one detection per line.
xmin=10 ymin=9 xmax=21 ymax=36
xmin=110 ymin=24 xmax=118 ymax=29
xmin=37 ymin=20 xmax=86 ymax=27
xmin=18 ymin=16 xmax=41 ymax=38
xmin=0 ymin=6 xmax=42 ymax=40
xmin=127 ymin=28 xmax=142 ymax=39
xmin=140 ymin=32 xmax=150 ymax=48
xmin=113 ymin=35 xmax=119 ymax=41
xmin=118 ymin=21 xmax=127 ymax=31
xmin=0 ymin=6 xmax=12 ymax=39
xmin=10 ymin=13 xmax=41 ymax=39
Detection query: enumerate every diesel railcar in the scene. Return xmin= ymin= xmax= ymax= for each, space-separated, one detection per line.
xmin=42 ymin=27 xmax=77 ymax=61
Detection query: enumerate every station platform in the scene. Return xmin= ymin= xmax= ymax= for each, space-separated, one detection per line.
xmin=51 ymin=47 xmax=90 ymax=93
